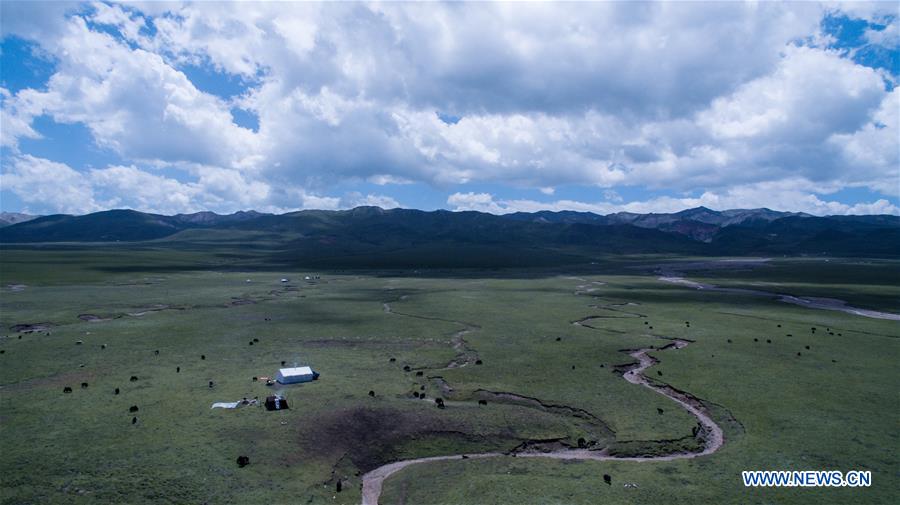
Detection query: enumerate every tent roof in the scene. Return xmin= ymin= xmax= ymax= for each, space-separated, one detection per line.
xmin=278 ymin=366 xmax=314 ymax=376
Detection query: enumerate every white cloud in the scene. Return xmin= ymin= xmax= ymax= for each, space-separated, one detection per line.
xmin=1 ymin=2 xmax=897 ymax=214
xmin=448 ymin=183 xmax=900 ymax=217
xmin=341 ymin=192 xmax=401 ymax=209
xmin=2 ymin=155 xmax=100 ymax=214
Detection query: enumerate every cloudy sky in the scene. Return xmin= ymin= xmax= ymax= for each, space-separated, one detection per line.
xmin=1 ymin=1 xmax=898 ymax=216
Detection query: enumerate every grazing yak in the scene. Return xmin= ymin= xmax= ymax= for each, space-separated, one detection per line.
xmin=236 ymin=456 xmax=250 ymax=467
xmin=603 ymin=474 xmax=612 ymax=485
xmin=63 ymin=386 xmax=72 ymax=393
xmin=129 ymin=405 xmax=139 ymax=413
xmin=81 ymin=382 xmax=89 ymax=389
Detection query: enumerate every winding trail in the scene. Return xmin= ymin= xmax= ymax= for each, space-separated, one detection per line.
xmin=382 ymin=298 xmax=480 ymax=368
xmin=360 ymin=336 xmax=723 ymax=505
xmin=658 ymin=276 xmax=900 ymax=321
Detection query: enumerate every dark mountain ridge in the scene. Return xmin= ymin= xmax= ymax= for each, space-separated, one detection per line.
xmin=1 ymin=207 xmax=897 ymax=260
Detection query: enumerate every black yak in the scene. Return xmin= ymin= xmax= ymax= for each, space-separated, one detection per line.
xmin=129 ymin=405 xmax=139 ymax=413
xmin=63 ymin=386 xmax=72 ymax=393
xmin=368 ymin=390 xmax=375 ymax=397
xmin=603 ymin=474 xmax=611 ymax=485
xmin=81 ymin=382 xmax=88 ymax=389
xmin=236 ymin=456 xmax=250 ymax=467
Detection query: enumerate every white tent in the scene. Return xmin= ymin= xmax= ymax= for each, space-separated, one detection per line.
xmin=275 ymin=366 xmax=319 ymax=384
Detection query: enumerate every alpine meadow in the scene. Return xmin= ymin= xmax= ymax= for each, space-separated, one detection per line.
xmin=1 ymin=2 xmax=898 ymax=505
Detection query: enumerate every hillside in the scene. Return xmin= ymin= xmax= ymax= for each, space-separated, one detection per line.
xmin=1 ymin=207 xmax=897 ymax=263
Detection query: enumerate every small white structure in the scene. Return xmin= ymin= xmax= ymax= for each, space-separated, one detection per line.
xmin=275 ymin=366 xmax=319 ymax=384
xmin=280 ymin=278 xmax=289 ymax=283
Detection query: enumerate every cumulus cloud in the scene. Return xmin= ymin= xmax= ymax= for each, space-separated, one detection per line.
xmin=1 ymin=1 xmax=897 ymax=215
xmin=448 ymin=183 xmax=900 ymax=217
xmin=3 ymin=155 xmax=101 ymax=214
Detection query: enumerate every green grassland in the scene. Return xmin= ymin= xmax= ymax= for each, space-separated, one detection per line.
xmin=1 ymin=251 xmax=897 ymax=504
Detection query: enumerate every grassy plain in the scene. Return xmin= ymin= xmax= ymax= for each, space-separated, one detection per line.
xmin=1 ymin=249 xmax=897 ymax=504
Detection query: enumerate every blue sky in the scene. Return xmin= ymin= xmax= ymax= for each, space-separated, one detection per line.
xmin=1 ymin=2 xmax=898 ymax=216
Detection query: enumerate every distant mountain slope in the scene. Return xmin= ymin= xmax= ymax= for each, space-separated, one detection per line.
xmin=0 ymin=210 xmax=183 ymax=242
xmin=0 ymin=212 xmax=40 ymax=228
xmin=1 ymin=207 xmax=897 ymax=259
xmin=505 ymin=206 xmax=811 ymax=241
xmin=711 ymin=215 xmax=900 ymax=256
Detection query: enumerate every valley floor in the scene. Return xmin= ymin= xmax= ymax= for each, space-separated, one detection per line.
xmin=1 ymin=254 xmax=898 ymax=504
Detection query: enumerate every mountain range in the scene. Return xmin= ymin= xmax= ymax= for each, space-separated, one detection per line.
xmin=0 ymin=212 xmax=40 ymax=228
xmin=1 ymin=207 xmax=897 ymax=264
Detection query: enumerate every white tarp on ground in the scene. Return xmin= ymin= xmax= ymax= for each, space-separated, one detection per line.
xmin=275 ymin=366 xmax=318 ymax=384
xmin=211 ymin=402 xmax=240 ymax=409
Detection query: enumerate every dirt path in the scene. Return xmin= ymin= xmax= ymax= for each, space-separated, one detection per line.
xmin=658 ymin=276 xmax=900 ymax=321
xmin=360 ymin=337 xmax=723 ymax=505
xmin=382 ymin=298 xmax=480 ymax=368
